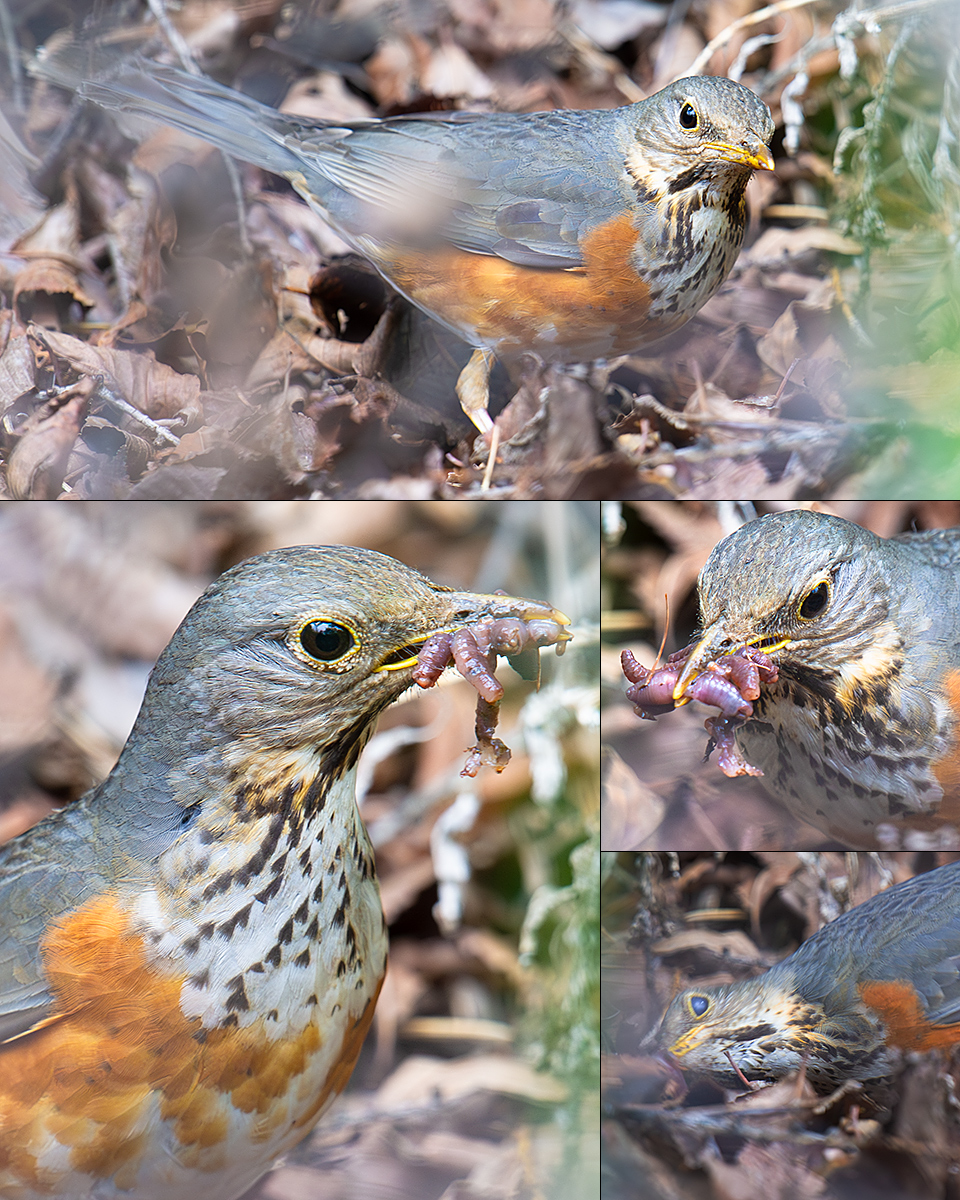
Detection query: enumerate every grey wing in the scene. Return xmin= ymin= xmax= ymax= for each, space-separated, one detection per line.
xmin=0 ymin=804 xmax=114 ymax=1042
xmin=322 ymin=106 xmax=632 ymax=268
xmin=917 ymin=952 xmax=960 ymax=1026
xmin=77 ymin=59 xmax=633 ymax=269
xmin=786 ymin=862 xmax=960 ymax=1023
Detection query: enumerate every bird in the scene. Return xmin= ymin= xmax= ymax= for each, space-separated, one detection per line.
xmin=63 ymin=55 xmax=775 ymax=434
xmin=657 ymin=859 xmax=960 ymax=1094
xmin=648 ymin=509 xmax=960 ymax=848
xmin=0 ymin=544 xmax=569 ymax=1200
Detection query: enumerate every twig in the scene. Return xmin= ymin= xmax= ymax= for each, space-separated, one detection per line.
xmin=147 ymin=0 xmax=253 ymax=257
xmin=480 ymin=423 xmax=500 ymax=491
xmin=146 ymin=0 xmax=199 ymax=76
xmin=0 ymin=0 xmax=25 ymax=112
xmin=829 ymin=267 xmax=873 ymax=346
xmin=762 ymin=0 xmax=947 ymax=96
xmin=94 ymin=378 xmax=181 ymax=446
xmin=685 ymin=0 xmax=823 ymax=78
xmin=685 ymin=0 xmax=946 ymax=80
xmin=773 ymin=357 xmax=801 ymax=405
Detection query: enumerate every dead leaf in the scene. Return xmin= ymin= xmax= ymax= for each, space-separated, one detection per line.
xmin=6 ymin=377 xmax=93 ymax=498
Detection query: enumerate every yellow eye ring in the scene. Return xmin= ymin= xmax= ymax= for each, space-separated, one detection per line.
xmin=687 ymin=994 xmax=710 ymax=1019
xmin=292 ymin=618 xmax=361 ymax=670
xmin=797 ymin=579 xmax=830 ymax=622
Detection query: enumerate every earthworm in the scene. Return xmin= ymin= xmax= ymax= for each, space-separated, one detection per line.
xmin=622 ymin=644 xmax=778 ymax=777
xmin=414 ymin=613 xmax=569 ymax=774
xmin=413 ymin=631 xmax=454 ymax=688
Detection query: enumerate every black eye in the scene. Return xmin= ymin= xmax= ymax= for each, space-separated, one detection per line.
xmin=798 ymin=581 xmax=830 ymax=621
xmin=689 ymin=995 xmax=709 ymax=1017
xmin=299 ymin=621 xmax=356 ymax=662
xmin=679 ymin=102 xmax=698 ymax=129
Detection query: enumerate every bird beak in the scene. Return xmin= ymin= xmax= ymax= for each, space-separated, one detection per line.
xmin=704 ymin=141 xmax=775 ymax=172
xmin=672 ymin=624 xmax=730 ymax=703
xmin=672 ymin=622 xmax=791 ymax=703
xmin=375 ymin=592 xmax=572 ymax=673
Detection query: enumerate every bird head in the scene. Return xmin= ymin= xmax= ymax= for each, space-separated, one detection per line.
xmin=111 ymin=544 xmax=569 ymax=826
xmin=625 ymin=75 xmax=775 ymax=205
xmin=673 ymin=510 xmax=903 ymax=711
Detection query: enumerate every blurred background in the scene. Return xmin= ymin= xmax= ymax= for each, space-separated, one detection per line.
xmin=0 ymin=498 xmax=600 ymax=1200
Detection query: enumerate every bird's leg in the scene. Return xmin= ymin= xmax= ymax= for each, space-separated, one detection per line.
xmin=456 ymin=347 xmax=496 ymax=435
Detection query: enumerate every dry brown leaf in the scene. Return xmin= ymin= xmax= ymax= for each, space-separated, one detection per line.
xmin=6 ymin=377 xmax=92 ymax=498
xmin=0 ymin=326 xmax=36 ymax=412
xmin=705 ymin=1140 xmax=826 ymax=1200
xmin=38 ymin=328 xmax=201 ymax=424
xmin=747 ymin=226 xmax=862 ymax=265
xmin=651 ymin=928 xmax=762 ymax=961
xmin=281 ymin=72 xmax=375 ymax=123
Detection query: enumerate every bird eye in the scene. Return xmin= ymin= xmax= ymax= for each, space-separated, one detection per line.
xmin=688 ymin=995 xmax=709 ymax=1018
xmin=798 ymin=581 xmax=830 ymax=621
xmin=299 ymin=620 xmax=356 ymax=662
xmin=679 ymin=101 xmax=699 ymax=130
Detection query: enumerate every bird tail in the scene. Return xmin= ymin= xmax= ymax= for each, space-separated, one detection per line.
xmin=40 ymin=50 xmax=313 ymax=179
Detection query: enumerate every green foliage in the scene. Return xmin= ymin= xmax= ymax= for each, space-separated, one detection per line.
xmin=832 ymin=21 xmax=960 ymax=361
xmin=519 ymin=835 xmax=601 ymax=1084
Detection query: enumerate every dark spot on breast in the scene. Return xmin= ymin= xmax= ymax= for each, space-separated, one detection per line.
xmin=219 ymin=901 xmax=254 ymax=938
xmin=225 ymin=975 xmax=249 ymax=1013
xmin=255 ymin=875 xmax=283 ymax=905
xmin=201 ymin=871 xmax=235 ymax=901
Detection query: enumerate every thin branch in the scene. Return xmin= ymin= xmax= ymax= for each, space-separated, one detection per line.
xmin=0 ymin=0 xmax=25 ymax=112
xmin=684 ymin=0 xmax=824 ymax=78
xmin=147 ymin=0 xmax=253 ymax=257
xmin=94 ymin=379 xmax=181 ymax=446
xmin=684 ymin=0 xmax=947 ymax=80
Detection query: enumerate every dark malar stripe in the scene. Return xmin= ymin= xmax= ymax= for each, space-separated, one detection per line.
xmin=727 ymin=1023 xmax=777 ymax=1042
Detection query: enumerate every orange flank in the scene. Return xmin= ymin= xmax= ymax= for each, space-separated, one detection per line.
xmin=0 ymin=892 xmax=374 ymax=1191
xmin=378 ymin=212 xmax=655 ymax=362
xmin=293 ymin=972 xmax=382 ymax=1130
xmin=859 ymin=979 xmax=960 ymax=1052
